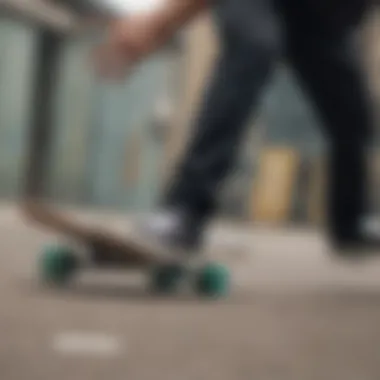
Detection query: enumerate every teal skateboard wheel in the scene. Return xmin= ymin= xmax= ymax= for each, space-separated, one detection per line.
xmin=39 ymin=245 xmax=79 ymax=285
xmin=195 ymin=263 xmax=230 ymax=298
xmin=150 ymin=264 xmax=185 ymax=294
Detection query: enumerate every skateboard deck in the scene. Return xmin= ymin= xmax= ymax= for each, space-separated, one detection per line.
xmin=23 ymin=201 xmax=230 ymax=296
xmin=23 ymin=201 xmax=181 ymax=268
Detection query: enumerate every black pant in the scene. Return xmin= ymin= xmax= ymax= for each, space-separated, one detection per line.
xmin=165 ymin=0 xmax=372 ymax=242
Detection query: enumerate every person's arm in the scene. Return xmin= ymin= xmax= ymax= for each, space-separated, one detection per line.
xmin=95 ymin=0 xmax=210 ymax=79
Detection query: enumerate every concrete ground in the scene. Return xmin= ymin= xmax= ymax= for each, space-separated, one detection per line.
xmin=1 ymin=205 xmax=380 ymax=380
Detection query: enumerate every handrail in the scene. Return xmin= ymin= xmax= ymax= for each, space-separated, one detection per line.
xmin=0 ymin=0 xmax=77 ymax=32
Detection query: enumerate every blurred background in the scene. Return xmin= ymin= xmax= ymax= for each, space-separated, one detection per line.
xmin=2 ymin=2 xmax=380 ymax=379
xmin=2 ymin=2 xmax=380 ymax=225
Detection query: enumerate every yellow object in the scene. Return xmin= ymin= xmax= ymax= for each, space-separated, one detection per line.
xmin=251 ymin=148 xmax=299 ymax=224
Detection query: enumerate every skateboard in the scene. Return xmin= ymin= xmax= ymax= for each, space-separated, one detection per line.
xmin=23 ymin=201 xmax=230 ymax=297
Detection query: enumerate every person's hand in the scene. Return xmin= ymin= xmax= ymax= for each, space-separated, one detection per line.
xmin=93 ymin=14 xmax=167 ymax=80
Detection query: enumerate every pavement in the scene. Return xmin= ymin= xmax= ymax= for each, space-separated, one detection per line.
xmin=1 ymin=205 xmax=380 ymax=380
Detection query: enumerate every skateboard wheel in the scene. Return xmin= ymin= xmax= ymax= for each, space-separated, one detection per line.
xmin=39 ymin=245 xmax=79 ymax=285
xmin=195 ymin=263 xmax=230 ymax=298
xmin=150 ymin=265 xmax=184 ymax=294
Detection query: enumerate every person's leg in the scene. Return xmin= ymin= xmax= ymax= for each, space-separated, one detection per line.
xmin=285 ymin=1 xmax=375 ymax=254
xmin=164 ymin=0 xmax=281 ymax=218
xmin=141 ymin=0 xmax=282 ymax=250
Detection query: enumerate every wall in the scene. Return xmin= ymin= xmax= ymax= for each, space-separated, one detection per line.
xmin=0 ymin=20 xmax=176 ymax=212
xmin=88 ymin=53 xmax=174 ymax=211
xmin=46 ymin=39 xmax=96 ymax=203
xmin=0 ymin=21 xmax=37 ymax=197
